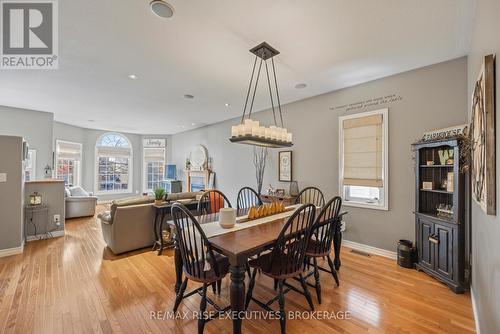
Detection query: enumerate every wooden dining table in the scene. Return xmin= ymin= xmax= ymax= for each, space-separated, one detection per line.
xmin=166 ymin=207 xmax=346 ymax=334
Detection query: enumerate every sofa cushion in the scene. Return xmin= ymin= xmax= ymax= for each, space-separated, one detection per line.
xmin=98 ymin=211 xmax=112 ymax=224
xmin=110 ymin=196 xmax=155 ymax=220
xmin=65 ymin=188 xmax=71 ymax=197
xmin=69 ymin=186 xmax=89 ymax=197
xmin=166 ymin=191 xmax=204 ymax=201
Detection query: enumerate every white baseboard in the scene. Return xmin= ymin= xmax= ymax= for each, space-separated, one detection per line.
xmin=26 ymin=229 xmax=65 ymax=242
xmin=0 ymin=244 xmax=24 ymax=258
xmin=342 ymin=239 xmax=397 ymax=260
xmin=470 ymin=287 xmax=481 ymax=334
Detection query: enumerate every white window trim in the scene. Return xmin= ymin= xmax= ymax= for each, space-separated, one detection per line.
xmin=27 ymin=149 xmax=37 ymax=181
xmin=338 ymin=108 xmax=389 ymax=211
xmin=94 ymin=132 xmax=133 ymax=195
xmin=55 ymin=139 xmax=83 ymax=187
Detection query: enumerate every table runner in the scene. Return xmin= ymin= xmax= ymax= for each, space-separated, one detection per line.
xmin=202 ymin=204 xmax=303 ymax=238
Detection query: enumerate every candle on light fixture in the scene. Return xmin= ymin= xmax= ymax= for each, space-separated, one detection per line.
xmin=244 ymin=119 xmax=253 ymax=135
xmin=231 ymin=125 xmax=238 ymax=137
xmin=287 ymin=132 xmax=293 ymax=142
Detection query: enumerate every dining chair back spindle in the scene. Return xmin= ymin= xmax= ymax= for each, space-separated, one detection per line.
xmin=295 ymin=186 xmax=325 ymax=208
xmin=236 ymin=186 xmax=262 ymax=210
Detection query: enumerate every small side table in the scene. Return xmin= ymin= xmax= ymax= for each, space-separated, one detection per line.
xmin=25 ymin=205 xmax=49 ymax=239
xmin=152 ymin=200 xmax=199 ymax=256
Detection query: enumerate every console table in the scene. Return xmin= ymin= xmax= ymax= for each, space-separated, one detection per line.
xmin=260 ymin=194 xmax=297 ymax=206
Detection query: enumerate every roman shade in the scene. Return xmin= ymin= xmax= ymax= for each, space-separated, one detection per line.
xmin=342 ymin=114 xmax=383 ymax=188
xmin=96 ymin=146 xmax=132 ymax=157
xmin=144 ymin=147 xmax=165 ymax=163
xmin=56 ymin=141 xmax=82 ymax=160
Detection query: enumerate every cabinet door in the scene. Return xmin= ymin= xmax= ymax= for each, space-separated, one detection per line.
xmin=434 ymin=223 xmax=454 ymax=280
xmin=417 ymin=218 xmax=434 ymax=270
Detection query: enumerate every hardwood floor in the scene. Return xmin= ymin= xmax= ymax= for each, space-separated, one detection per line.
xmin=0 ymin=207 xmax=475 ymax=334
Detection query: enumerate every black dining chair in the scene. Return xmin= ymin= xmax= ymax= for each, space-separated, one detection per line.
xmin=295 ymin=186 xmax=325 ymax=207
xmin=236 ymin=186 xmax=262 ymax=210
xmin=197 ymin=189 xmax=232 ymax=222
xmin=245 ymin=203 xmax=316 ymax=334
xmin=301 ymin=196 xmax=342 ymax=304
xmin=171 ymin=203 xmax=230 ymax=334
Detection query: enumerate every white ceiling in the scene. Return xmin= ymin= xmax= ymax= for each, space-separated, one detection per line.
xmin=0 ymin=0 xmax=473 ymax=134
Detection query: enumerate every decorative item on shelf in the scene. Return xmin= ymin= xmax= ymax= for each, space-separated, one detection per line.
xmin=275 ymin=189 xmax=285 ymax=196
xmin=438 ymin=149 xmax=454 ymax=166
xmin=421 ymin=124 xmax=468 ymax=142
xmin=471 ymin=54 xmax=496 ymax=215
xmin=247 ymin=202 xmax=286 ymax=220
xmin=153 ymin=187 xmax=166 ymax=206
xmin=436 ymin=204 xmax=453 ymax=219
xmin=422 ymin=181 xmax=434 ymax=190
xmin=162 ymin=229 xmax=171 ymax=242
xmin=44 ymin=164 xmax=52 ymax=178
xmin=229 ymin=42 xmax=293 ymax=148
xmin=278 ymin=150 xmax=292 ymax=181
xmin=185 ymin=158 xmax=191 ymax=170
xmin=267 ymin=184 xmax=274 ymax=196
xmin=289 ymin=181 xmax=299 ymax=197
xmin=28 ymin=192 xmax=42 ymax=206
xmin=440 ymin=180 xmax=448 ymax=191
xmin=426 ymin=161 xmax=435 ymax=166
xmin=446 ymin=172 xmax=454 ymax=192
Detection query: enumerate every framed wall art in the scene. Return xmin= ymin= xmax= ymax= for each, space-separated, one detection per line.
xmin=471 ymin=54 xmax=496 ymax=215
xmin=278 ymin=151 xmax=292 ymax=182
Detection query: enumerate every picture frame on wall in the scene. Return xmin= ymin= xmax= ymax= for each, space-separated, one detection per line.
xmin=278 ymin=151 xmax=292 ymax=182
xmin=471 ymin=54 xmax=496 ymax=215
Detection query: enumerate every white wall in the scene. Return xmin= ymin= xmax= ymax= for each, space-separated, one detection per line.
xmin=467 ymin=0 xmax=500 ymax=332
xmin=172 ymin=57 xmax=468 ymax=252
xmin=0 ymin=106 xmax=54 ymax=178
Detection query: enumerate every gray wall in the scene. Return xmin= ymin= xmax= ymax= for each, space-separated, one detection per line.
xmin=53 ymin=122 xmax=172 ymax=201
xmin=0 ymin=136 xmax=24 ymax=250
xmin=467 ymin=0 xmax=500 ymax=332
xmin=0 ymin=106 xmax=54 ymax=178
xmin=172 ymin=57 xmax=468 ymax=252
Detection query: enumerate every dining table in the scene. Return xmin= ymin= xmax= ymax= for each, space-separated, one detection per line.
xmin=166 ymin=205 xmax=347 ymax=334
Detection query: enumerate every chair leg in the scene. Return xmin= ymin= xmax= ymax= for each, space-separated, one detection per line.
xmin=278 ymin=280 xmax=286 ymax=334
xmin=198 ymin=283 xmax=208 ymax=334
xmin=173 ymin=277 xmax=188 ymax=312
xmin=298 ymin=273 xmax=315 ymax=311
xmin=313 ymin=257 xmax=322 ymax=304
xmin=245 ymin=268 xmax=258 ymax=310
xmin=246 ymin=262 xmax=252 ymax=277
xmin=327 ymin=255 xmax=340 ymax=286
xmin=216 ymin=279 xmax=222 ymax=295
xmin=274 ymin=278 xmax=278 ymax=291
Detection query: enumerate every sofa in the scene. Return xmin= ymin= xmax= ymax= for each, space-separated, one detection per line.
xmin=65 ymin=186 xmax=98 ymax=219
xmin=97 ymin=191 xmax=203 ymax=254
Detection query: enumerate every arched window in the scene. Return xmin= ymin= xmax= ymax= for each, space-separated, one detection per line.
xmin=96 ymin=133 xmax=133 ymax=193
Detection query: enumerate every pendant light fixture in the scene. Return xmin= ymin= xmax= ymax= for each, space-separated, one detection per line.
xmin=230 ymin=42 xmax=293 ymax=148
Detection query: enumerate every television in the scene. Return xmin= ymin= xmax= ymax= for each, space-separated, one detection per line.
xmin=165 ymin=164 xmax=177 ymax=180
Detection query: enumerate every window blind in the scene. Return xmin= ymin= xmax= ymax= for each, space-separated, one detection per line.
xmin=144 ymin=148 xmax=165 ymax=162
xmin=57 ymin=141 xmax=82 ymax=160
xmin=342 ymin=114 xmax=383 ymax=188
xmin=96 ymin=146 xmax=132 ymax=157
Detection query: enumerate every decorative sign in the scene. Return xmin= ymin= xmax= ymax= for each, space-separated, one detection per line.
xmin=143 ymin=138 xmax=166 ymax=148
xmin=278 ymin=151 xmax=292 ymax=182
xmin=331 ymin=94 xmax=403 ymax=112
xmin=421 ymin=124 xmax=468 ymax=142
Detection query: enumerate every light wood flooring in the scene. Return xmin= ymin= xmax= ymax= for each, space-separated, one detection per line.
xmin=0 ymin=207 xmax=475 ymax=333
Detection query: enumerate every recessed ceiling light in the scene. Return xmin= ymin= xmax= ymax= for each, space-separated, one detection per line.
xmin=150 ymin=1 xmax=174 ymax=19
xmin=183 ymin=94 xmax=194 ymax=99
xmin=225 ymin=103 xmax=230 ymax=107
xmin=191 ymin=122 xmax=197 ymax=126
xmin=128 ymin=74 xmax=138 ymax=80
xmin=295 ymin=83 xmax=307 ymax=89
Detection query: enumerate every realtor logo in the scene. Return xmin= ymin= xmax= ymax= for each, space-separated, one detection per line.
xmin=1 ymin=0 xmax=58 ymax=69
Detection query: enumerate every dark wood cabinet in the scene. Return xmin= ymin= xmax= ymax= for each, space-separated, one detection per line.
xmin=413 ymin=138 xmax=469 ymax=293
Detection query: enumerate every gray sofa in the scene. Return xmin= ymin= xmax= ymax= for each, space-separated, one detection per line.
xmin=97 ymin=191 xmax=203 ymax=254
xmin=65 ymin=186 xmax=98 ymax=219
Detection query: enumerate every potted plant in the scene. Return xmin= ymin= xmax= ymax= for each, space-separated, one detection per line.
xmin=153 ymin=187 xmax=166 ymax=205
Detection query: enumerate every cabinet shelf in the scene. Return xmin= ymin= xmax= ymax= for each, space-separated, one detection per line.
xmin=420 ymin=189 xmax=453 ymax=194
xmin=419 ymin=165 xmax=453 ymax=168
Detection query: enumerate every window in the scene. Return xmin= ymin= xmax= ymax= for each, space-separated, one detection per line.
xmin=25 ymin=149 xmax=36 ymax=181
xmin=96 ymin=133 xmax=132 ymax=194
xmin=56 ymin=140 xmax=82 ymax=186
xmin=143 ymin=139 xmax=166 ymax=192
xmin=339 ymin=108 xmax=388 ymax=210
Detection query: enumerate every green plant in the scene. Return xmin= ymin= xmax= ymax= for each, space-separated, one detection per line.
xmin=153 ymin=187 xmax=166 ymax=201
